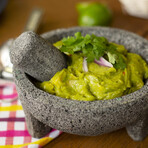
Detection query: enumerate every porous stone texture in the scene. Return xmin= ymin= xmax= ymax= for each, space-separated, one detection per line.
xmin=23 ymin=105 xmax=52 ymax=138
xmin=10 ymin=31 xmax=67 ymax=82
xmin=11 ymin=27 xmax=148 ymax=140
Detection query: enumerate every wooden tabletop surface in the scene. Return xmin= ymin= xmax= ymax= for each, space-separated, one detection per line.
xmin=1 ymin=0 xmax=148 ymax=148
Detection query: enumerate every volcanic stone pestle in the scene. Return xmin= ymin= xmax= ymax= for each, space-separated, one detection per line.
xmin=10 ymin=31 xmax=67 ymax=82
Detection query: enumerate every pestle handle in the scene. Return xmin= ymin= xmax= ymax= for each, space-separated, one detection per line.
xmin=10 ymin=31 xmax=67 ymax=82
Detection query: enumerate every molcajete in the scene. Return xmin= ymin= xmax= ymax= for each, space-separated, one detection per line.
xmin=12 ymin=27 xmax=148 ymax=141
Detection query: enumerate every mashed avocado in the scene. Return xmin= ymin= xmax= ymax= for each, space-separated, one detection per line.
xmin=38 ymin=33 xmax=148 ymax=101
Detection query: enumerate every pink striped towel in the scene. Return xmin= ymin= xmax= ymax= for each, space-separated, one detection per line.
xmin=0 ymin=79 xmax=62 ymax=148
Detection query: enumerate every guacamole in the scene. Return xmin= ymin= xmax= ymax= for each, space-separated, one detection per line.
xmin=38 ymin=33 xmax=148 ymax=101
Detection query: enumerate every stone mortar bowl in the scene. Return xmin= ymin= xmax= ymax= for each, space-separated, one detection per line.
xmin=13 ymin=27 xmax=148 ymax=141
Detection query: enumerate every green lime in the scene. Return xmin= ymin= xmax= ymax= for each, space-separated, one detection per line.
xmin=76 ymin=2 xmax=112 ymax=26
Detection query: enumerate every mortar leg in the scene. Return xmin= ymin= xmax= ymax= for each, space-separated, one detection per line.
xmin=126 ymin=115 xmax=148 ymax=141
xmin=23 ymin=108 xmax=52 ymax=138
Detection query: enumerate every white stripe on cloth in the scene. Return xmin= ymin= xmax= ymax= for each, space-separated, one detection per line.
xmin=14 ymin=122 xmax=25 ymax=130
xmin=13 ymin=137 xmax=24 ymax=145
xmin=0 ymin=122 xmax=7 ymax=131
xmin=3 ymin=86 xmax=13 ymax=95
xmin=0 ymin=137 xmax=6 ymax=145
xmin=0 ymin=111 xmax=9 ymax=118
xmin=31 ymin=137 xmax=39 ymax=142
xmin=17 ymin=100 xmax=22 ymax=105
xmin=16 ymin=110 xmax=25 ymax=117
xmin=0 ymin=102 xmax=12 ymax=107
xmin=28 ymin=144 xmax=40 ymax=148
xmin=49 ymin=130 xmax=60 ymax=138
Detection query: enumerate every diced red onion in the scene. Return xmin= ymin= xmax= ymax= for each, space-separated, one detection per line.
xmin=83 ymin=57 xmax=88 ymax=72
xmin=94 ymin=57 xmax=113 ymax=68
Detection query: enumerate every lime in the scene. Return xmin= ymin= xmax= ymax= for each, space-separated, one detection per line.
xmin=76 ymin=2 xmax=112 ymax=26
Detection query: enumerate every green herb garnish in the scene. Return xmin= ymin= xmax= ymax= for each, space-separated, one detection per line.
xmin=54 ymin=32 xmax=127 ymax=70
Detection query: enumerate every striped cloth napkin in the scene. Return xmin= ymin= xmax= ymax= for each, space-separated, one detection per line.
xmin=0 ymin=79 xmax=62 ymax=148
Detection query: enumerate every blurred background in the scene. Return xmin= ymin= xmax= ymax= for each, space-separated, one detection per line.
xmin=1 ymin=0 xmax=148 ymax=46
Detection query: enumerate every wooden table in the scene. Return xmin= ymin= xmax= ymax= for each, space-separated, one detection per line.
xmin=1 ymin=0 xmax=148 ymax=147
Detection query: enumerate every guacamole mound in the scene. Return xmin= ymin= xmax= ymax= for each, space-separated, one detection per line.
xmin=38 ymin=43 xmax=148 ymax=101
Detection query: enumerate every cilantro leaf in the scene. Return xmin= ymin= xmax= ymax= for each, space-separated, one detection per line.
xmin=113 ymin=54 xmax=127 ymax=70
xmin=54 ymin=32 xmax=127 ymax=70
xmin=106 ymin=44 xmax=127 ymax=70
xmin=106 ymin=52 xmax=117 ymax=64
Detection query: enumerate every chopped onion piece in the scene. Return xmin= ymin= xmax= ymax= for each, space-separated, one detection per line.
xmin=83 ymin=57 xmax=88 ymax=72
xmin=94 ymin=57 xmax=113 ymax=68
